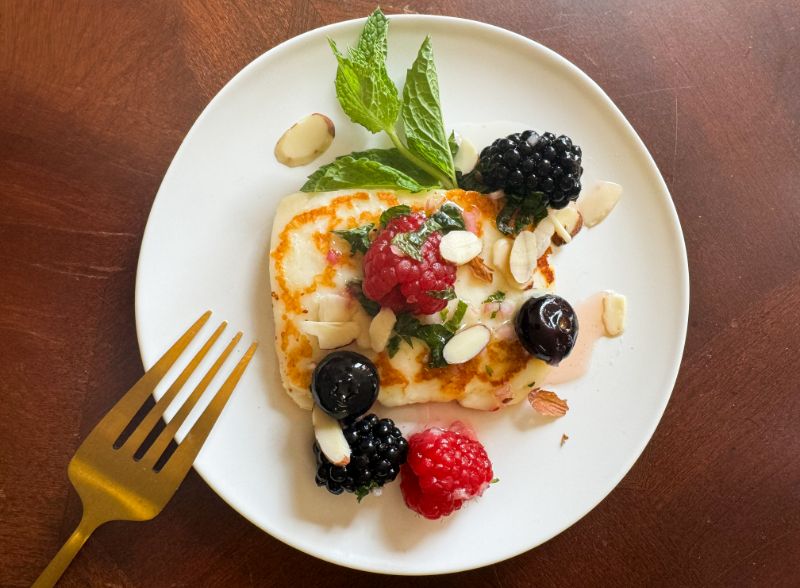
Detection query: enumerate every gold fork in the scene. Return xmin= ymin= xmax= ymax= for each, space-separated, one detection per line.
xmin=33 ymin=311 xmax=257 ymax=588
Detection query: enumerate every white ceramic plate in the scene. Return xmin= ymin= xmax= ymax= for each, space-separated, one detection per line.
xmin=135 ymin=15 xmax=689 ymax=575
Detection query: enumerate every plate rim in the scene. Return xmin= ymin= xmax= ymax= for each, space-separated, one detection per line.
xmin=135 ymin=13 xmax=690 ymax=575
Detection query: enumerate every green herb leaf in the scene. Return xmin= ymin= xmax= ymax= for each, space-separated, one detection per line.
xmin=328 ymin=10 xmax=400 ymax=134
xmin=443 ymin=299 xmax=468 ymax=333
xmin=386 ymin=335 xmax=401 ymax=357
xmin=391 ymin=202 xmax=465 ymax=261
xmin=332 ymin=223 xmax=374 ymax=255
xmin=349 ymin=149 xmax=438 ymax=186
xmin=428 ymin=287 xmax=455 ymax=300
xmin=380 ymin=204 xmax=412 ymax=227
xmin=456 ymin=169 xmax=489 ymax=192
xmin=448 ymin=131 xmax=459 ymax=157
xmin=346 ymin=280 xmax=380 ymax=316
xmin=355 ymin=480 xmax=380 ymax=502
xmin=491 ymin=477 xmax=500 ymax=484
xmin=401 ymin=36 xmax=457 ymax=186
xmin=485 ymin=365 xmax=494 ymax=376
xmin=301 ymin=156 xmax=429 ymax=193
xmin=389 ymin=300 xmax=469 ymax=367
xmin=483 ymin=291 xmax=506 ymax=304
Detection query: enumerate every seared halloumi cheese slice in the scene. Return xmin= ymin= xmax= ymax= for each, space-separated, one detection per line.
xmin=269 ymin=189 xmax=553 ymax=411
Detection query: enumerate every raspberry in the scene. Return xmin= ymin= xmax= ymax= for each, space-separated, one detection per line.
xmin=362 ymin=212 xmax=456 ymax=315
xmin=400 ymin=424 xmax=494 ymax=519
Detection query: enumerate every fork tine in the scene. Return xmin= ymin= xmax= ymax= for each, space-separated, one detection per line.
xmin=119 ymin=321 xmax=227 ymax=456
xmin=139 ymin=332 xmax=243 ymax=468
xmin=94 ymin=311 xmax=212 ymax=440
xmin=158 ymin=342 xmax=258 ymax=480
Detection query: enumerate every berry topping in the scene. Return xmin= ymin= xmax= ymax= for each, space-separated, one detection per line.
xmin=311 ymin=351 xmax=379 ymax=420
xmin=478 ymin=131 xmax=582 ymax=209
xmin=400 ymin=424 xmax=494 ymax=519
xmin=514 ymin=294 xmax=579 ymax=366
xmin=314 ymin=414 xmax=408 ymax=499
xmin=362 ymin=212 xmax=457 ymax=315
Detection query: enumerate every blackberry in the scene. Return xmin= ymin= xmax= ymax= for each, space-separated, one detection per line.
xmin=314 ymin=414 xmax=408 ymax=500
xmin=476 ymin=130 xmax=583 ymax=210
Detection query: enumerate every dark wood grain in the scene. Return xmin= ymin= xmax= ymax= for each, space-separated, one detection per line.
xmin=2 ymin=1 xmax=799 ymax=586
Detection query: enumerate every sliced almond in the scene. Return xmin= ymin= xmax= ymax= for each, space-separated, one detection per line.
xmin=351 ymin=309 xmax=372 ymax=349
xmin=439 ymin=230 xmax=482 ymax=265
xmin=317 ymin=293 xmax=351 ymax=322
xmin=527 ymin=389 xmax=569 ymax=417
xmin=312 ymin=405 xmax=350 ymax=466
xmin=532 ymin=218 xmax=555 ymax=258
xmin=602 ymin=291 xmax=627 ymax=337
xmin=453 ymin=135 xmax=478 ymax=173
xmin=551 ymin=205 xmax=583 ymax=245
xmin=274 ymin=113 xmax=335 ymax=168
xmin=369 ymin=307 xmax=396 ymax=353
xmin=442 ymin=324 xmax=491 ymax=364
xmin=510 ymin=231 xmax=538 ymax=284
xmin=468 ymin=256 xmax=494 ymax=283
xmin=579 ymin=181 xmax=622 ymax=227
xmin=491 ymin=237 xmax=512 ymax=272
xmin=300 ymin=320 xmax=359 ymax=349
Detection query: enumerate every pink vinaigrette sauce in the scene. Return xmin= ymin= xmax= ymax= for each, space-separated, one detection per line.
xmin=544 ymin=292 xmax=606 ymax=385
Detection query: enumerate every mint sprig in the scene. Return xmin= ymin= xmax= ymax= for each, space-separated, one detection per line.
xmin=401 ymin=36 xmax=457 ymax=187
xmin=387 ymin=300 xmax=468 ymax=368
xmin=302 ymin=9 xmax=456 ymax=193
xmin=332 ymin=223 xmax=374 ymax=255
xmin=391 ymin=202 xmax=465 ymax=260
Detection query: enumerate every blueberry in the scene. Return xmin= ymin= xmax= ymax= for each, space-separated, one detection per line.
xmin=311 ymin=351 xmax=379 ymax=420
xmin=514 ymin=295 xmax=578 ymax=365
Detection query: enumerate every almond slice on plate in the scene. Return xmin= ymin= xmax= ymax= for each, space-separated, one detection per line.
xmin=369 ymin=307 xmax=396 ymax=352
xmin=510 ymin=231 xmax=538 ymax=284
xmin=602 ymin=291 xmax=627 ymax=336
xmin=439 ymin=230 xmax=483 ymax=265
xmin=301 ymin=320 xmax=359 ymax=349
xmin=491 ymin=237 xmax=512 ymax=272
xmin=527 ymin=388 xmax=569 ymax=417
xmin=442 ymin=324 xmax=491 ymax=364
xmin=579 ymin=181 xmax=622 ymax=227
xmin=550 ymin=205 xmax=583 ymax=245
xmin=312 ymin=405 xmax=350 ymax=466
xmin=274 ymin=113 xmax=335 ymax=168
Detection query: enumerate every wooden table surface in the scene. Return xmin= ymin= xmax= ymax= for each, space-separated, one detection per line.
xmin=2 ymin=1 xmax=799 ymax=586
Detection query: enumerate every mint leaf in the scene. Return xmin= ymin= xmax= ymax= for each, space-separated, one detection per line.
xmin=380 ymin=204 xmax=412 ymax=227
xmin=333 ymin=223 xmax=373 ymax=255
xmin=448 ymin=131 xmax=459 ymax=157
xmin=428 ymin=287 xmax=455 ymax=300
xmin=328 ymin=9 xmax=399 ymax=134
xmin=386 ymin=334 xmax=401 ymax=357
xmin=389 ymin=300 xmax=469 ymax=367
xmin=483 ymin=291 xmax=506 ymax=304
xmin=348 ymin=149 xmax=438 ymax=186
xmin=301 ymin=156 xmax=428 ymax=193
xmin=430 ymin=202 xmax=466 ymax=232
xmin=355 ymin=480 xmax=380 ymax=502
xmin=443 ymin=300 xmax=468 ymax=333
xmin=346 ymin=280 xmax=380 ymax=316
xmin=356 ymin=8 xmax=389 ymax=61
xmin=391 ymin=202 xmax=465 ymax=261
xmin=401 ymin=36 xmax=457 ymax=186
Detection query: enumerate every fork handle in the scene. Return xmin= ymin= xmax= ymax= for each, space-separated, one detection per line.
xmin=33 ymin=513 xmax=102 ymax=588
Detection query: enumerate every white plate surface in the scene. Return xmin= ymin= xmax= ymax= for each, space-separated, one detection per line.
xmin=135 ymin=15 xmax=689 ymax=575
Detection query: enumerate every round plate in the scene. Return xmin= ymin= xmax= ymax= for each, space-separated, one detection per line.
xmin=135 ymin=15 xmax=688 ymax=575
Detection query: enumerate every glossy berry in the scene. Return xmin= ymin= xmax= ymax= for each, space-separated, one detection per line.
xmin=400 ymin=424 xmax=494 ymax=520
xmin=311 ymin=351 xmax=379 ymax=420
xmin=314 ymin=414 xmax=408 ymax=499
xmin=476 ymin=131 xmax=584 ymax=209
xmin=362 ymin=212 xmax=456 ymax=315
xmin=514 ymin=295 xmax=579 ymax=366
